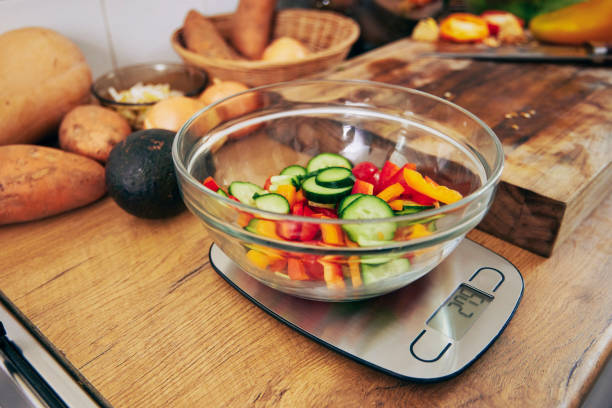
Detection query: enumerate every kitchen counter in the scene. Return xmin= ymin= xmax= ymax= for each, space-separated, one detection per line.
xmin=1 ymin=39 xmax=611 ymax=407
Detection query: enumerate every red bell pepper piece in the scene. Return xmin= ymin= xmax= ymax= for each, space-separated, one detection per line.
xmin=202 ymin=176 xmax=220 ymax=192
xmin=376 ymin=161 xmax=400 ymax=193
xmin=352 ymin=161 xmax=380 ymax=186
xmin=263 ymin=176 xmax=272 ymax=191
xmin=277 ymin=221 xmax=302 ymax=241
xmin=303 ymin=256 xmax=324 ymax=280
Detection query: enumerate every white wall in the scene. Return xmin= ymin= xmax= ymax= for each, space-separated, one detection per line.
xmin=0 ymin=0 xmax=238 ymax=77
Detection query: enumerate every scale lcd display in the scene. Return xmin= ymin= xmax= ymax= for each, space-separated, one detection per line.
xmin=427 ymin=284 xmax=493 ymax=340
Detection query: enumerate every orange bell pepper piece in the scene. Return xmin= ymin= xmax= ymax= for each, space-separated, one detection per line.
xmin=295 ymin=189 xmax=306 ymax=203
xmin=439 ymin=13 xmax=490 ymax=43
xmin=403 ymin=169 xmax=463 ymax=204
xmin=287 ymin=258 xmax=309 ymax=280
xmin=376 ymin=182 xmax=405 ymax=202
xmin=388 ymin=199 xmax=404 ymax=211
xmin=348 ymin=256 xmax=362 ymax=288
xmin=352 ymin=179 xmax=374 ymax=195
xmin=319 ymin=259 xmax=345 ymax=289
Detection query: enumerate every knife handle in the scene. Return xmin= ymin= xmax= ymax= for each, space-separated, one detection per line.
xmin=588 ymin=42 xmax=611 ymax=63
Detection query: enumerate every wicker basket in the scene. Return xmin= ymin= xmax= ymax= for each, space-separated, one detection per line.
xmin=171 ymin=9 xmax=360 ymax=86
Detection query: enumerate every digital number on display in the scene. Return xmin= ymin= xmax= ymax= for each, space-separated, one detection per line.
xmin=427 ymin=284 xmax=493 ymax=340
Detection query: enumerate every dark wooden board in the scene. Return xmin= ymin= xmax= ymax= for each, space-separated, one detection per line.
xmin=316 ymin=40 xmax=612 ymax=256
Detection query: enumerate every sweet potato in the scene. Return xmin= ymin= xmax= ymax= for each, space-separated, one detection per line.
xmin=183 ymin=10 xmax=243 ymax=60
xmin=0 ymin=27 xmax=92 ymax=146
xmin=59 ymin=105 xmax=131 ymax=163
xmin=0 ymin=145 xmax=106 ymax=225
xmin=231 ymin=0 xmax=277 ymax=59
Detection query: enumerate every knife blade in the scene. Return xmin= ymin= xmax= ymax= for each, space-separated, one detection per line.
xmin=426 ymin=42 xmax=611 ymax=64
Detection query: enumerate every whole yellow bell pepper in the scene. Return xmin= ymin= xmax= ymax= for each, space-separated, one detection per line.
xmin=529 ymin=0 xmax=612 ymax=45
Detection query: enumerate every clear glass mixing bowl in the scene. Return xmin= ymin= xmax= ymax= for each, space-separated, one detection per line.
xmin=173 ymin=80 xmax=503 ymax=301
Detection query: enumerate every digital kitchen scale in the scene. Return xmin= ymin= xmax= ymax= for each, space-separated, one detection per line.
xmin=210 ymin=239 xmax=523 ymax=382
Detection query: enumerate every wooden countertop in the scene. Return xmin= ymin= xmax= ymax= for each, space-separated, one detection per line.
xmin=1 ymin=40 xmax=611 ymax=407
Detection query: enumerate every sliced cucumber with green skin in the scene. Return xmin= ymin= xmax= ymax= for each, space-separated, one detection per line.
xmin=362 ymin=258 xmax=411 ymax=285
xmin=360 ymin=253 xmax=403 ymax=265
xmin=301 ymin=176 xmax=352 ymax=204
xmin=340 ymin=195 xmax=397 ymax=246
xmin=280 ymin=165 xmax=307 ymax=178
xmin=270 ymin=174 xmax=300 ymax=188
xmin=315 ymin=167 xmax=355 ymax=188
xmin=337 ymin=194 xmax=365 ymax=216
xmin=228 ymin=181 xmax=265 ymax=206
xmin=394 ymin=204 xmax=434 ymax=216
xmin=254 ymin=193 xmax=290 ymax=214
xmin=306 ymin=153 xmax=352 ymax=174
xmin=217 ymin=189 xmax=228 ymax=197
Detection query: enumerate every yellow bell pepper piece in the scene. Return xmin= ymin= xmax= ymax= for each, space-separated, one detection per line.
xmin=246 ymin=249 xmax=271 ymax=269
xmin=276 ymin=184 xmax=296 ymax=207
xmin=403 ymin=169 xmax=463 ymax=204
xmin=376 ymin=182 xmax=405 ymax=202
xmin=529 ymin=0 xmax=612 ymax=45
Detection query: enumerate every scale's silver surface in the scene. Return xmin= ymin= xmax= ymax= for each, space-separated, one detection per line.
xmin=210 ymin=239 xmax=523 ymax=382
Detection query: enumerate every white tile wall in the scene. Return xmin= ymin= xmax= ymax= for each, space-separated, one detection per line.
xmin=0 ymin=0 xmax=238 ymax=77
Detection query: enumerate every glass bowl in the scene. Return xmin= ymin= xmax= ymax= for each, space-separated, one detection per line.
xmin=173 ymin=80 xmax=503 ymax=301
xmin=91 ymin=62 xmax=207 ymax=129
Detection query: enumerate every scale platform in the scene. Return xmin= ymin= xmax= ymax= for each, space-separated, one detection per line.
xmin=210 ymin=239 xmax=523 ymax=382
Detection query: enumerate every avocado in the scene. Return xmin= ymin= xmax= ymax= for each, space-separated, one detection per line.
xmin=105 ymin=129 xmax=184 ymax=219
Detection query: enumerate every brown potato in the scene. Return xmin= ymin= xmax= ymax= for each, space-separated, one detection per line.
xmin=0 ymin=145 xmax=106 ymax=225
xmin=59 ymin=105 xmax=131 ymax=163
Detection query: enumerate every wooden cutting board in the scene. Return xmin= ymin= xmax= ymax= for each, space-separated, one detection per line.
xmin=316 ymin=39 xmax=612 ymax=257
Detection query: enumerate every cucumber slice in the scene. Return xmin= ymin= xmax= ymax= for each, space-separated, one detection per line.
xmin=302 ymin=176 xmax=352 ymax=204
xmin=362 ymin=258 xmax=411 ymax=285
xmin=254 ymin=193 xmax=290 ymax=214
xmin=306 ymin=153 xmax=352 ymax=173
xmin=337 ymin=194 xmax=365 ymax=216
xmin=228 ymin=181 xmax=265 ymax=206
xmin=315 ymin=167 xmax=355 ymax=188
xmin=217 ymin=189 xmax=228 ymax=197
xmin=270 ymin=174 xmax=299 ymax=188
xmin=340 ymin=195 xmax=397 ymax=246
xmin=280 ymin=165 xmax=307 ymax=178
xmin=394 ymin=204 xmax=434 ymax=216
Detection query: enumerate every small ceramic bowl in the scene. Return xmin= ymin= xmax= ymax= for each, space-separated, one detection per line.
xmin=91 ymin=62 xmax=207 ymax=129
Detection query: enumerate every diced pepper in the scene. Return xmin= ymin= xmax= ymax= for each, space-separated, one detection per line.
xmin=237 ymin=212 xmax=253 ymax=227
xmin=318 ymin=218 xmax=345 ymax=245
xmin=246 ymin=249 xmax=271 ymax=269
xmin=529 ymin=0 xmax=612 ymax=45
xmin=376 ymin=161 xmax=401 ymax=193
xmin=269 ymin=258 xmax=288 ymax=272
xmin=291 ymin=200 xmax=305 ymax=215
xmin=302 ymin=255 xmax=324 ymax=280
xmin=263 ymin=176 xmax=272 ymax=191
xmin=408 ymin=223 xmax=433 ymax=239
xmin=202 ymin=176 xmax=220 ymax=192
xmin=247 ymin=219 xmax=280 ymax=239
xmin=352 ymin=161 xmax=380 ymax=186
xmin=276 ymin=184 xmax=296 ymax=207
xmin=388 ymin=199 xmax=404 ymax=211
xmin=319 ymin=259 xmax=345 ymax=289
xmin=348 ymin=256 xmax=362 ymax=288
xmin=277 ymin=220 xmax=302 ymax=241
xmin=287 ymin=258 xmax=310 ymax=280
xmin=403 ymin=168 xmax=463 ymax=204
xmin=439 ymin=13 xmax=490 ymax=43
xmin=295 ymin=189 xmax=306 ymax=203
xmin=352 ymin=179 xmax=374 ymax=195
xmin=377 ymin=163 xmax=416 ymax=193
xmin=376 ymin=182 xmax=405 ymax=202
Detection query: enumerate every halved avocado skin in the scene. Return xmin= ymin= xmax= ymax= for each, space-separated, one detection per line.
xmin=106 ymin=129 xmax=185 ymax=219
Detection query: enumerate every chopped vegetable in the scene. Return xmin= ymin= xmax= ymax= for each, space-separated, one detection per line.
xmin=439 ymin=13 xmax=490 ymax=43
xmin=204 ymin=152 xmax=465 ymax=289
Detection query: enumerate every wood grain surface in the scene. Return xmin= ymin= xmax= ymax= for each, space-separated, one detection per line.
xmin=0 ymin=39 xmax=611 ymax=408
xmin=317 ymin=40 xmax=612 ymax=256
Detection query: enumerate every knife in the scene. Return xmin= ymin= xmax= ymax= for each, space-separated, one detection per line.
xmin=426 ymin=42 xmax=612 ymax=64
